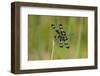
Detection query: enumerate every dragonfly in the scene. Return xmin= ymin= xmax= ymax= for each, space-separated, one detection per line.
xmin=51 ymin=24 xmax=70 ymax=48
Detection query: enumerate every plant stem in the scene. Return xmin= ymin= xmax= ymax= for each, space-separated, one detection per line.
xmin=76 ymin=18 xmax=83 ymax=57
xmin=51 ymin=39 xmax=55 ymax=60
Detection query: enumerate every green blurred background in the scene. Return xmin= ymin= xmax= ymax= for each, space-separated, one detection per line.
xmin=28 ymin=15 xmax=88 ymax=60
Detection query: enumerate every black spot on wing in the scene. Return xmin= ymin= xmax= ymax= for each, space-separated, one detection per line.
xmin=60 ymin=45 xmax=63 ymax=48
xmin=59 ymin=24 xmax=64 ymax=29
xmin=66 ymin=46 xmax=70 ymax=48
xmin=51 ymin=24 xmax=56 ymax=29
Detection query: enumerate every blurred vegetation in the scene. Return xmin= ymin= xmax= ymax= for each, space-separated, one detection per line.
xmin=28 ymin=15 xmax=88 ymax=60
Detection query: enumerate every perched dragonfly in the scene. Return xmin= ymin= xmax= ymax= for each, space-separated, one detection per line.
xmin=51 ymin=24 xmax=70 ymax=48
